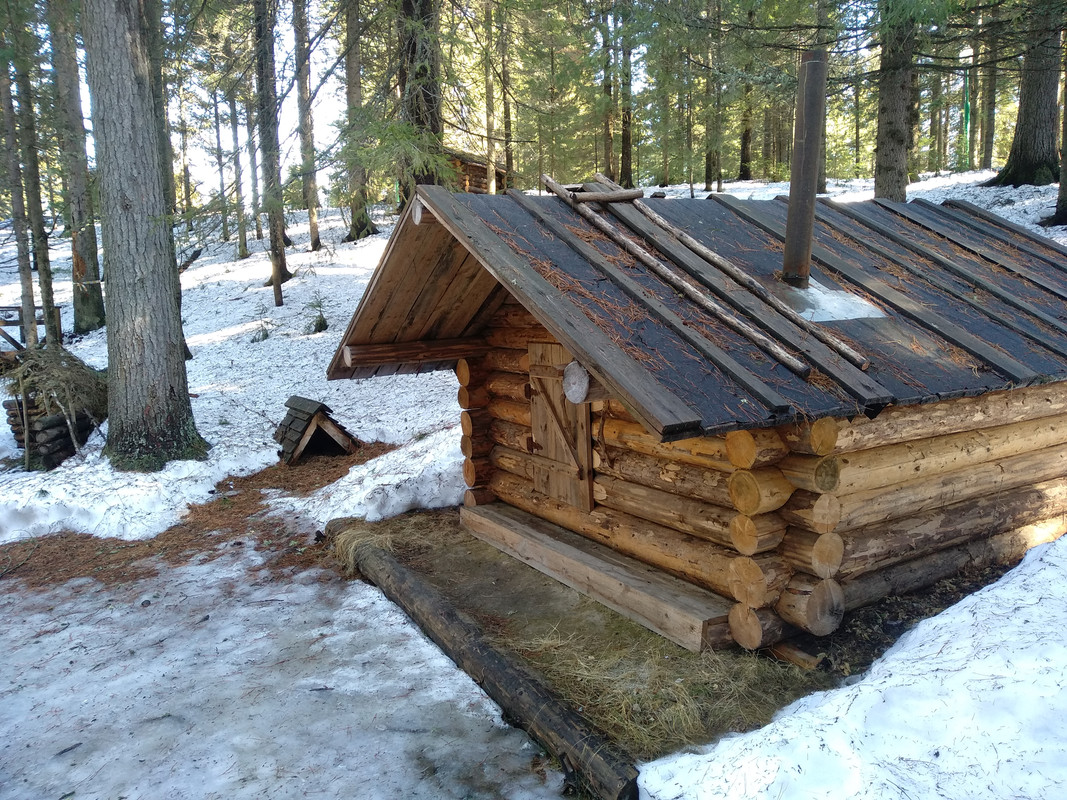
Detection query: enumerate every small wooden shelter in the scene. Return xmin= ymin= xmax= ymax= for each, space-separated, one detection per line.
xmin=328 ymin=180 xmax=1067 ymax=651
xmin=274 ymin=396 xmax=359 ymax=465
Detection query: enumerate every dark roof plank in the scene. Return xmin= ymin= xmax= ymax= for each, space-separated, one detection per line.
xmin=602 ymin=198 xmax=894 ymax=409
xmin=714 ymin=194 xmax=1039 ymax=385
xmin=881 ymin=199 xmax=1067 ymax=303
xmin=417 ymin=186 xmax=703 ymax=438
xmin=942 ymin=198 xmax=1067 ymax=265
xmin=507 ymin=189 xmax=793 ymax=414
xmin=809 ymin=200 xmax=1067 ymax=362
xmin=829 ymin=199 xmax=1067 ymax=341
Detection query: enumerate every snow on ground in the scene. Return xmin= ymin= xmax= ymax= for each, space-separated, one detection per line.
xmin=1 ymin=172 xmax=1066 ymax=799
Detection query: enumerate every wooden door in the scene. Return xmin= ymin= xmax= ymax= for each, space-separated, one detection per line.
xmin=528 ymin=343 xmax=594 ymax=512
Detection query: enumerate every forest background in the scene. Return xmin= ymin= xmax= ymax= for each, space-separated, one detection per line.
xmin=0 ymin=0 xmax=1065 ymax=467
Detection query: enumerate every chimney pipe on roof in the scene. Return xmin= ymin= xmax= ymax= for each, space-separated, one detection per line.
xmin=782 ymin=49 xmax=828 ymax=289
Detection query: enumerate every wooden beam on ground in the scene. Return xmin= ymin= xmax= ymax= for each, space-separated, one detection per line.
xmin=348 ymin=535 xmax=639 ymax=800
xmin=461 ymin=504 xmax=733 ymax=651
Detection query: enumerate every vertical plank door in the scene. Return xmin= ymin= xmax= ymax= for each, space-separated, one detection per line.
xmin=528 ymin=342 xmax=594 ymax=511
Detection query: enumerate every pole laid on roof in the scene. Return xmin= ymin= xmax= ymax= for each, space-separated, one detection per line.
xmin=783 ymin=49 xmax=828 ymax=288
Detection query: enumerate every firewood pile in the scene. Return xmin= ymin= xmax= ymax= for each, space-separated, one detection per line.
xmin=4 ymin=396 xmax=95 ymax=468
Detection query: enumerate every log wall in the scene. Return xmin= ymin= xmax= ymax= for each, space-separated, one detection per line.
xmin=457 ymin=300 xmax=1067 ymax=650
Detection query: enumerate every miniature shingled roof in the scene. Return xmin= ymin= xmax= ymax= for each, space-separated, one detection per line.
xmin=274 ymin=396 xmax=359 ymax=464
xmin=327 ymin=185 xmax=1067 ymax=441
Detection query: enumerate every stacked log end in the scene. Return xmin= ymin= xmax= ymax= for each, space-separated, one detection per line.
xmin=4 ymin=396 xmax=93 ymax=469
xmin=460 ymin=301 xmax=1067 ymax=652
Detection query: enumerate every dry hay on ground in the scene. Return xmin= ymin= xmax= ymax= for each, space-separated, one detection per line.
xmin=330 ymin=510 xmax=1020 ymax=762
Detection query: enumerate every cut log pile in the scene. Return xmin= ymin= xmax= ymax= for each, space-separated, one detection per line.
xmin=457 ymin=304 xmax=1067 ymax=651
xmin=4 ymin=395 xmax=93 ymax=469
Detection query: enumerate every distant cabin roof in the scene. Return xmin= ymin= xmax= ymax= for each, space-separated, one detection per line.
xmin=328 ymin=185 xmax=1067 ymax=441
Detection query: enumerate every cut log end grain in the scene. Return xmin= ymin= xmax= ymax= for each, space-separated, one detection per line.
xmin=724 ymin=429 xmax=789 ymax=469
xmin=728 ymin=604 xmax=786 ymax=650
xmin=728 ymin=555 xmax=793 ymax=608
xmin=728 ymin=468 xmax=796 ymax=515
xmin=780 ymin=530 xmax=844 ymax=579
xmin=775 ymin=575 xmax=844 ymax=635
xmin=728 ymin=514 xmax=787 ymax=556
xmin=458 ymin=384 xmax=490 ymax=409
xmin=455 ymin=357 xmax=489 ymax=388
xmin=777 ymin=417 xmax=840 ymax=455
xmin=779 ymin=454 xmax=841 ymax=494
xmin=463 ymin=488 xmax=497 ymax=507
xmin=462 ymin=457 xmax=491 ymax=488
xmin=778 ymin=491 xmax=843 ymax=534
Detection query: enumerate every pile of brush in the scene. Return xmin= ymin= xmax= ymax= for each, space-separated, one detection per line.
xmin=4 ymin=347 xmax=106 ymax=470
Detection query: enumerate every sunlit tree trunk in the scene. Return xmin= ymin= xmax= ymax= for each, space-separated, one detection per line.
xmin=245 ymin=97 xmax=264 ymax=240
xmin=484 ymin=0 xmax=496 ymax=193
xmin=82 ymin=0 xmax=207 ymax=470
xmin=212 ymin=90 xmax=230 ymax=242
xmin=227 ymin=90 xmax=250 ymax=259
xmin=874 ymin=2 xmax=915 ymax=201
xmin=252 ymin=0 xmax=291 ymax=304
xmin=985 ymin=1 xmax=1061 ymax=187
xmin=343 ymin=0 xmax=377 ymax=241
xmin=8 ymin=14 xmax=59 ymax=346
xmin=0 ymin=51 xmax=37 ymax=349
xmin=47 ymin=0 xmax=105 ymax=334
xmin=293 ymin=0 xmax=320 ymax=249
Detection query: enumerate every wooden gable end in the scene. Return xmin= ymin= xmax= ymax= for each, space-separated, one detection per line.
xmin=327 ymin=200 xmax=508 ymax=381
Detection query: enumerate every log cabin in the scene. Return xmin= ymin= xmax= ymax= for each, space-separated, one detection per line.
xmin=327 ymin=179 xmax=1067 ymax=652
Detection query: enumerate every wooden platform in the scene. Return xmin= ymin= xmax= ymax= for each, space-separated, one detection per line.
xmin=460 ymin=503 xmax=732 ymax=651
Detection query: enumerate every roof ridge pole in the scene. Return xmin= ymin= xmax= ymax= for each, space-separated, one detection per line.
xmin=782 ymin=49 xmax=828 ymax=289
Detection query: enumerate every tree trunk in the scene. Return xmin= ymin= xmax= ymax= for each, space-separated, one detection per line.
xmin=9 ymin=16 xmax=60 ymax=347
xmin=47 ymin=0 xmax=105 ymax=334
xmin=853 ymin=76 xmax=863 ymax=177
xmin=178 ymin=69 xmax=194 ymax=233
xmin=245 ymin=97 xmax=264 ymax=240
xmin=619 ymin=0 xmax=633 ymax=188
xmin=0 ymin=51 xmax=37 ymax=349
xmin=873 ymin=4 xmax=915 ymax=201
xmin=985 ymin=2 xmax=1061 ymax=187
xmin=252 ymin=0 xmax=292 ymax=304
xmin=484 ymin=0 xmax=496 ymax=193
xmin=82 ymin=0 xmax=207 ymax=471
xmin=212 ymin=90 xmax=230 ymax=242
xmin=500 ymin=2 xmax=514 ymax=183
xmin=344 ymin=0 xmax=378 ymax=241
xmin=738 ymin=82 xmax=753 ymax=180
xmin=293 ymin=0 xmax=320 ymax=250
xmin=907 ymin=68 xmax=921 ymax=181
xmin=966 ymin=36 xmax=979 ymax=169
xmin=227 ymin=90 xmax=250 ymax=259
xmin=143 ymin=0 xmax=177 ymax=223
xmin=600 ymin=10 xmax=615 ymax=182
xmin=1045 ymin=39 xmax=1067 ymax=225
xmin=397 ymin=0 xmax=444 ymax=207
xmin=979 ymin=18 xmax=998 ymax=170
xmin=927 ymin=71 xmax=942 ymax=172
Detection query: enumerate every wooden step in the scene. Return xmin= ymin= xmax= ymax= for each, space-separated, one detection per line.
xmin=460 ymin=503 xmax=734 ymax=652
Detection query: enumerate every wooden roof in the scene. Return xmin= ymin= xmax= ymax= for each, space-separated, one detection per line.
xmin=327 ymin=185 xmax=1067 ymax=441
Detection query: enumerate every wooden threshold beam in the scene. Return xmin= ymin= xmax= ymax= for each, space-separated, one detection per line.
xmin=461 ymin=503 xmax=733 ymax=652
